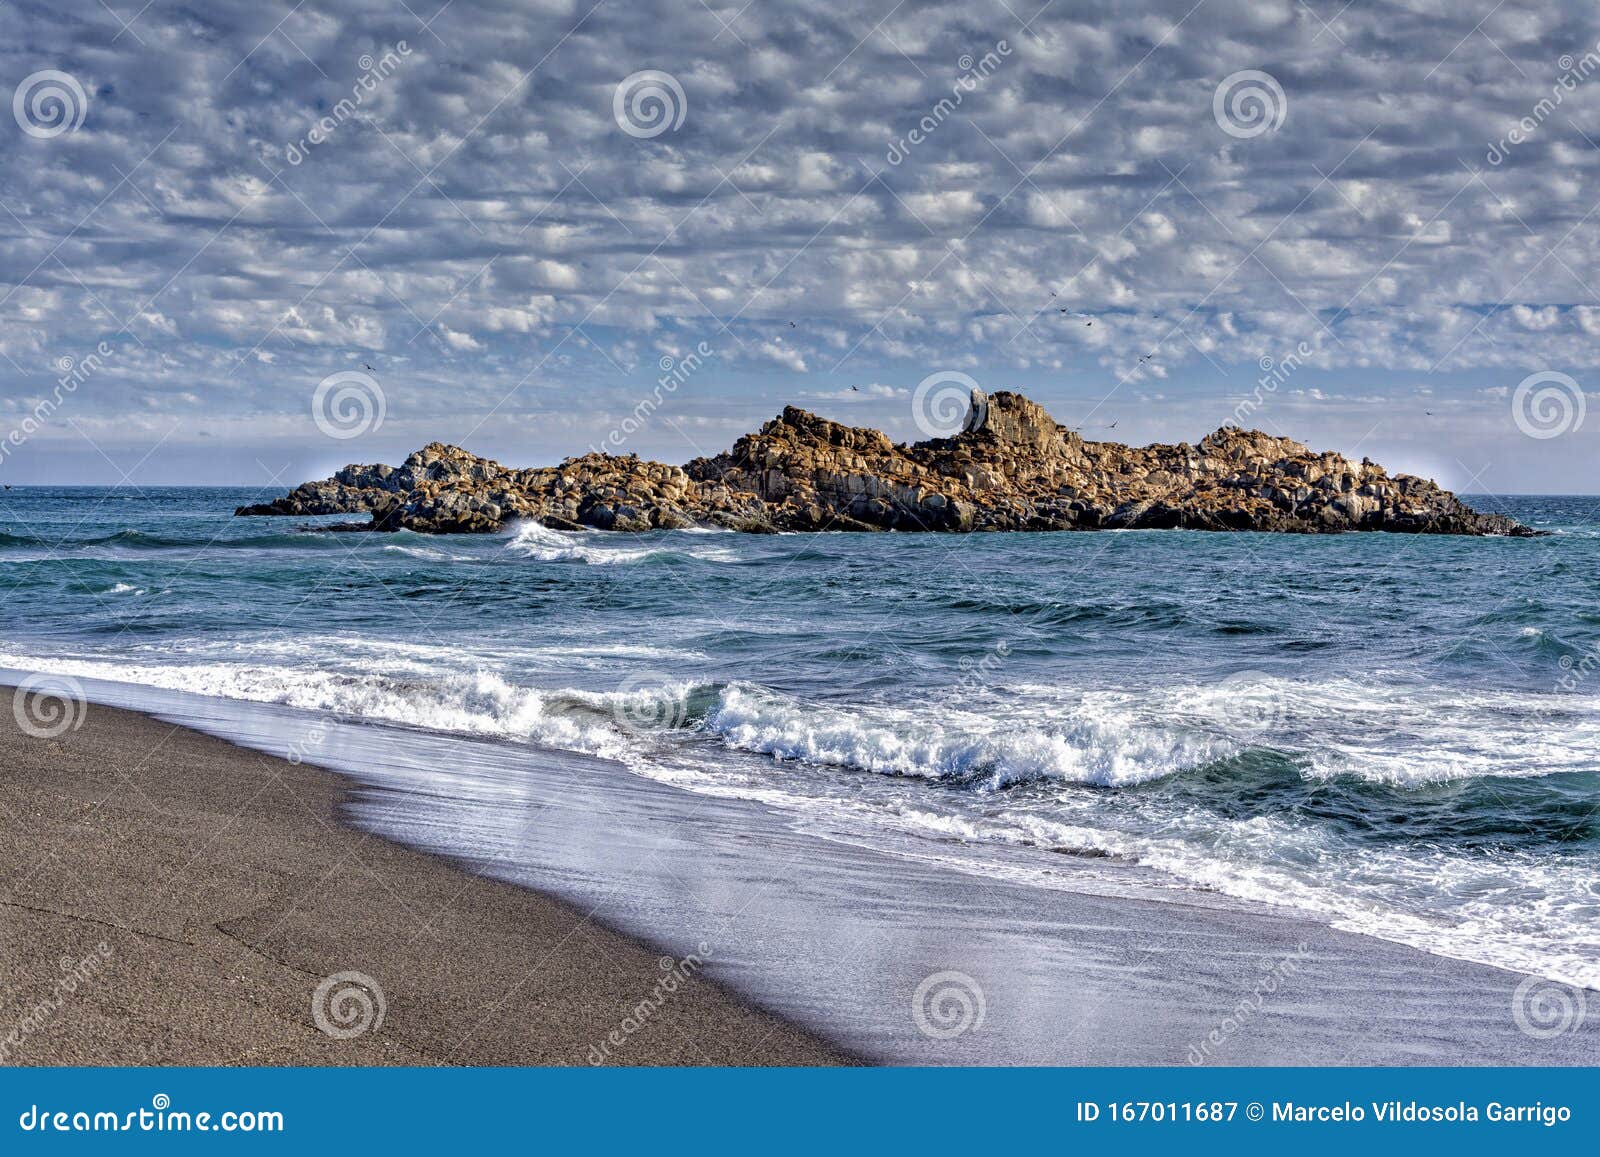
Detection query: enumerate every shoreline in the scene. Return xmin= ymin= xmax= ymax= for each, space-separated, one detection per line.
xmin=3 ymin=671 xmax=1596 ymax=1065
xmin=0 ymin=686 xmax=853 ymax=1066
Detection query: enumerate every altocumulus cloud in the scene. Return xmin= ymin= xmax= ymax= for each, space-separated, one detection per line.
xmin=2 ymin=0 xmax=1599 ymax=488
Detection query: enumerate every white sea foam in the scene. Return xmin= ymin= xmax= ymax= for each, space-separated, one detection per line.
xmin=504 ymin=521 xmax=738 ymax=565
xmin=4 ymin=646 xmax=1597 ymax=989
xmin=972 ymin=805 xmax=1600 ymax=991
xmin=0 ymin=649 xmax=699 ymax=766
xmin=17 ymin=640 xmax=1590 ymax=794
xmin=382 ymin=543 xmax=472 ymax=561
xmin=1011 ymin=675 xmax=1600 ymax=785
xmin=702 ymin=682 xmax=1232 ymax=787
xmin=105 ymin=634 xmax=712 ymax=679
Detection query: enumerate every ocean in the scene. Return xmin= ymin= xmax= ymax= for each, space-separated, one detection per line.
xmin=3 ymin=488 xmax=1598 ymax=995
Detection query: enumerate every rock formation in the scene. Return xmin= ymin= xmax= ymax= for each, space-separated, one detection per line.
xmin=237 ymin=390 xmax=1536 ymax=537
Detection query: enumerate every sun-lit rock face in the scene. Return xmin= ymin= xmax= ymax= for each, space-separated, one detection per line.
xmin=238 ymin=390 xmax=1537 ymax=538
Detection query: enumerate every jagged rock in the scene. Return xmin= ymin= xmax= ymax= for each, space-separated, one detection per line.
xmin=236 ymin=390 xmax=1539 ymax=538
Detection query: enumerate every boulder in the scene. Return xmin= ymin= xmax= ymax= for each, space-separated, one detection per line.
xmin=237 ymin=389 xmax=1539 ymax=538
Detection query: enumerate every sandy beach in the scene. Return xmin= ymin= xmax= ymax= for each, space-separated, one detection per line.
xmin=4 ymin=672 xmax=1595 ymax=1067
xmin=0 ymin=687 xmax=851 ymax=1066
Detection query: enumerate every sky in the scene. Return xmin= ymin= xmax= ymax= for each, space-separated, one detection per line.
xmin=2 ymin=0 xmax=1599 ymax=492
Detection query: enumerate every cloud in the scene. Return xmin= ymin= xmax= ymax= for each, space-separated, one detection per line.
xmin=804 ymin=382 xmax=907 ymax=401
xmin=0 ymin=0 xmax=1597 ymax=487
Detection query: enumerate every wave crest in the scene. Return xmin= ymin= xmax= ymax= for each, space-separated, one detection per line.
xmin=703 ymin=683 xmax=1232 ymax=788
xmin=504 ymin=521 xmax=737 ymax=565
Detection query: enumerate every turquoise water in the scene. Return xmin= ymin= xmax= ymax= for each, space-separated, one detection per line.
xmin=2 ymin=489 xmax=1598 ymax=986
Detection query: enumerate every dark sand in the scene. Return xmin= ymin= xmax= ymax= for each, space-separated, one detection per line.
xmin=0 ymin=689 xmax=851 ymax=1066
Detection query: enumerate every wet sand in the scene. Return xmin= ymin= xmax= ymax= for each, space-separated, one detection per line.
xmin=0 ymin=688 xmax=852 ymax=1066
xmin=4 ymin=674 xmax=1596 ymax=1067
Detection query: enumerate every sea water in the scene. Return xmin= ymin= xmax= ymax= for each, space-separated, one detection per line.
xmin=2 ymin=488 xmax=1597 ymax=990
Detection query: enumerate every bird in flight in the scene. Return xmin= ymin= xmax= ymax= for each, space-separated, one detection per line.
xmin=789 ymin=321 xmax=796 ymax=328
xmin=850 ymin=384 xmax=860 ymax=392
xmin=363 ymin=363 xmax=375 ymax=371
xmin=1108 ymin=420 xmax=1118 ymax=430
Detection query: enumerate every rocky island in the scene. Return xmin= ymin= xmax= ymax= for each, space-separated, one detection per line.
xmin=238 ymin=390 xmax=1535 ymax=537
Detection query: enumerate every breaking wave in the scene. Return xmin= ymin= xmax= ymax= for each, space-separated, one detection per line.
xmin=4 ymin=643 xmax=1599 ymax=989
xmin=503 ymin=521 xmax=739 ymax=565
xmin=703 ymin=682 xmax=1231 ymax=787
